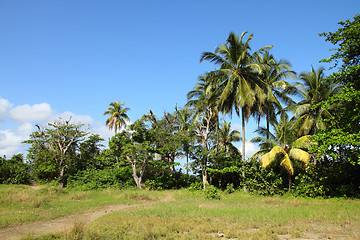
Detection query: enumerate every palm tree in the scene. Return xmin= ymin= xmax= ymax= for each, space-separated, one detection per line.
xmin=201 ymin=32 xmax=273 ymax=161
xmin=252 ymin=52 xmax=297 ymax=139
xmin=250 ymin=113 xmax=313 ymax=190
xmin=104 ymin=101 xmax=130 ymax=134
xmin=216 ymin=120 xmax=241 ymax=156
xmin=289 ymin=66 xmax=339 ymax=136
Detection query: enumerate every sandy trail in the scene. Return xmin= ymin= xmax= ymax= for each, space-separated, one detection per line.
xmin=0 ymin=203 xmax=155 ymax=240
xmin=0 ymin=185 xmax=174 ymax=240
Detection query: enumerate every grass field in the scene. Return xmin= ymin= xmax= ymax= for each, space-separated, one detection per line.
xmin=1 ymin=184 xmax=360 ymax=239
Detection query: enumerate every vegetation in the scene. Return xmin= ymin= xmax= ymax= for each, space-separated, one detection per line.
xmin=0 ymin=14 xmax=358 ymax=199
xmin=1 ymin=185 xmax=359 ymax=239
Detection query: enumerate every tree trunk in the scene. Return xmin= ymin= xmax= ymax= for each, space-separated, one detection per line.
xmin=202 ymin=164 xmax=209 ymax=189
xmin=186 ymin=151 xmax=189 ymax=176
xmin=131 ymin=163 xmax=142 ymax=189
xmin=169 ymin=155 xmax=175 ymax=174
xmin=266 ymin=111 xmax=270 ymax=140
xmin=58 ymin=165 xmax=67 ymax=188
xmin=241 ymin=107 xmax=246 ymax=161
xmin=288 ymin=174 xmax=292 ymax=191
xmin=241 ymin=108 xmax=248 ymax=192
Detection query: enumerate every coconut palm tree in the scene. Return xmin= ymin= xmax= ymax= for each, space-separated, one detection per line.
xmin=104 ymin=101 xmax=130 ymax=134
xmin=289 ymin=66 xmax=339 ymax=136
xmin=216 ymin=120 xmax=241 ymax=156
xmin=252 ymin=52 xmax=297 ymax=139
xmin=250 ymin=113 xmax=313 ymax=190
xmin=201 ymin=32 xmax=273 ymax=161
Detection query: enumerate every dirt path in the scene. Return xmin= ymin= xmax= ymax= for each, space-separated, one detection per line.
xmin=0 ymin=193 xmax=174 ymax=240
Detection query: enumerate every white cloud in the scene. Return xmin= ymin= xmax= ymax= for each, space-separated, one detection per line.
xmin=0 ymin=122 xmax=34 ymax=157
xmin=91 ymin=124 xmax=114 ymax=141
xmin=0 ymin=98 xmax=13 ymax=121
xmin=0 ymin=98 xmax=115 ymax=157
xmin=9 ymin=103 xmax=53 ymax=123
xmin=239 ymin=141 xmax=259 ymax=160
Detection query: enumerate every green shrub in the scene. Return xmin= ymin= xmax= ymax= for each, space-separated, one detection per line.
xmin=242 ymin=161 xmax=285 ymax=196
xmin=224 ymin=183 xmax=235 ymax=194
xmin=188 ymin=181 xmax=203 ymax=191
xmin=0 ymin=154 xmax=30 ymax=184
xmin=144 ymin=168 xmax=198 ymax=190
xmin=293 ymin=164 xmax=326 ymax=198
xmin=67 ymin=166 xmax=133 ymax=190
xmin=204 ymin=185 xmax=220 ymax=200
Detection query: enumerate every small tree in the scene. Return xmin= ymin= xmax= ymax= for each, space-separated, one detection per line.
xmin=113 ymin=118 xmax=156 ymax=189
xmin=25 ymin=117 xmax=88 ymax=187
xmin=251 ymin=113 xmax=313 ymax=190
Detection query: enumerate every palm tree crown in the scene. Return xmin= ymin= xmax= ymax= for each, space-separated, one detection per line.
xmin=289 ymin=66 xmax=339 ymax=136
xmin=104 ymin=101 xmax=130 ymax=134
xmin=251 ymin=52 xmax=296 ymax=139
xmin=201 ymin=31 xmax=273 ymax=161
xmin=217 ymin=121 xmax=241 ymax=156
xmin=250 ymin=113 xmax=313 ymax=189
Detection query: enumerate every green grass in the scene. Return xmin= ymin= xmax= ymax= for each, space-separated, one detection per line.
xmin=1 ymin=185 xmax=360 ymax=239
xmin=0 ymin=184 xmax=163 ymax=228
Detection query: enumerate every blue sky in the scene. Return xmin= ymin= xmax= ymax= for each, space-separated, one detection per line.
xmin=0 ymin=0 xmax=359 ymax=158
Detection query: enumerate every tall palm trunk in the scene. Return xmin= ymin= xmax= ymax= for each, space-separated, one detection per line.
xmin=241 ymin=107 xmax=248 ymax=192
xmin=266 ymin=110 xmax=270 ymax=140
xmin=241 ymin=107 xmax=246 ymax=161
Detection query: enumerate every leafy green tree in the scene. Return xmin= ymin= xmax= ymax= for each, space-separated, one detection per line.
xmin=174 ymin=106 xmax=196 ymax=175
xmin=25 ymin=118 xmax=88 ymax=187
xmin=104 ymin=101 xmax=130 ymax=134
xmin=312 ymin=14 xmax=360 ymax=165
xmin=251 ymin=113 xmax=313 ymax=189
xmin=147 ymin=110 xmax=182 ymax=174
xmin=123 ymin=118 xmax=157 ymax=189
xmin=75 ymin=134 xmax=104 ymax=171
xmin=201 ymin=32 xmax=272 ymax=161
xmin=187 ymin=75 xmax=219 ymax=188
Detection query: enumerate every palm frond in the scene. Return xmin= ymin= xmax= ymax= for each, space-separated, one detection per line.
xmin=260 ymin=146 xmax=284 ymax=168
xmin=280 ymin=154 xmax=294 ymax=175
xmin=249 ymin=149 xmax=269 ymax=161
xmin=288 ymin=148 xmax=311 ymax=164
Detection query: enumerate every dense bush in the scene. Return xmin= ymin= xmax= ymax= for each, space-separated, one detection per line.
xmin=145 ymin=171 xmax=198 ymax=190
xmin=67 ymin=166 xmax=133 ymax=190
xmin=242 ymin=161 xmax=285 ymax=196
xmin=204 ymin=184 xmax=221 ymax=200
xmin=0 ymin=154 xmax=29 ymax=184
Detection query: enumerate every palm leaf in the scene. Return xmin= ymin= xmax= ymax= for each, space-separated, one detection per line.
xmin=249 ymin=149 xmax=269 ymax=161
xmin=260 ymin=146 xmax=285 ymax=168
xmin=280 ymin=154 xmax=294 ymax=175
xmin=292 ymin=135 xmax=312 ymax=149
xmin=288 ymin=148 xmax=311 ymax=164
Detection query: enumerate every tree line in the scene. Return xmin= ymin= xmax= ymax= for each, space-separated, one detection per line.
xmin=1 ymin=14 xmax=359 ymax=197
